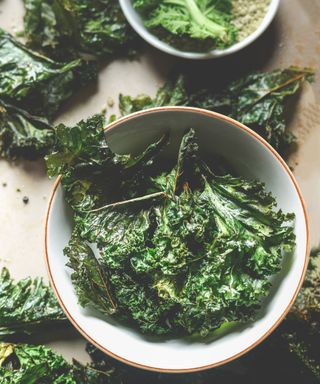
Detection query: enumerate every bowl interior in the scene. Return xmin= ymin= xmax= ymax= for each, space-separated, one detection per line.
xmin=119 ymin=0 xmax=280 ymax=59
xmin=46 ymin=108 xmax=308 ymax=371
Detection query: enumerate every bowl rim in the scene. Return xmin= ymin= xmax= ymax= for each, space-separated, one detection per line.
xmin=45 ymin=106 xmax=310 ymax=373
xmin=119 ymin=0 xmax=280 ymax=59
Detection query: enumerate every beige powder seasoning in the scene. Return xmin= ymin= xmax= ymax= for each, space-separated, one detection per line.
xmin=232 ymin=0 xmax=271 ymax=42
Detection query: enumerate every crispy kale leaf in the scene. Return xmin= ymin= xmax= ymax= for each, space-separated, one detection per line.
xmin=191 ymin=66 xmax=314 ymax=153
xmin=46 ymin=113 xmax=112 ymax=178
xmin=0 ymin=342 xmax=117 ymax=383
xmin=120 ymin=67 xmax=314 ymax=154
xmin=0 ymin=101 xmax=55 ymax=160
xmin=291 ymin=248 xmax=320 ymax=323
xmin=0 ymin=342 xmax=74 ymax=383
xmin=119 ymin=75 xmax=189 ymax=115
xmin=277 ymin=248 xmax=320 ymax=381
xmin=0 ymin=28 xmax=96 ymax=119
xmin=133 ymin=0 xmax=236 ymax=52
xmin=23 ymin=0 xmax=141 ymax=60
xmin=282 ymin=331 xmax=320 ymax=381
xmin=48 ymin=116 xmax=295 ymax=336
xmin=0 ymin=268 xmax=67 ymax=339
xmin=65 ymin=232 xmax=117 ymax=316
xmin=0 ymin=28 xmax=97 ymax=160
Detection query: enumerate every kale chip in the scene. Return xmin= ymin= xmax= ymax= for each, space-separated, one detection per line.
xmin=47 ymin=114 xmax=295 ymax=337
xmin=0 ymin=268 xmax=67 ymax=339
xmin=0 ymin=28 xmax=96 ymax=119
xmin=120 ymin=67 xmax=314 ymax=154
xmin=0 ymin=28 xmax=97 ymax=160
xmin=0 ymin=101 xmax=55 ymax=160
xmin=0 ymin=342 xmax=119 ymax=383
xmin=23 ymin=0 xmax=141 ymax=60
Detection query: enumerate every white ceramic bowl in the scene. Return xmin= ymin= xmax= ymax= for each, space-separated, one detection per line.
xmin=119 ymin=0 xmax=280 ymax=59
xmin=45 ymin=106 xmax=309 ymax=372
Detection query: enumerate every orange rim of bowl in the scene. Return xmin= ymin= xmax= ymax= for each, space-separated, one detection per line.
xmin=45 ymin=106 xmax=310 ymax=373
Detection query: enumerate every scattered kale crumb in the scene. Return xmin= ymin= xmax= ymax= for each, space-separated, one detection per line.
xmin=2 ymin=182 xmax=7 ymax=187
xmin=22 ymin=196 xmax=29 ymax=204
xmin=107 ymin=97 xmax=114 ymax=107
xmin=16 ymin=188 xmax=21 ymax=192
xmin=109 ymin=114 xmax=117 ymax=123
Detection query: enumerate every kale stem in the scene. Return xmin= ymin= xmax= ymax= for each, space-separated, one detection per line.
xmin=243 ymin=73 xmax=307 ymax=113
xmin=162 ymin=0 xmax=227 ymax=39
xmin=87 ymin=191 xmax=167 ymax=212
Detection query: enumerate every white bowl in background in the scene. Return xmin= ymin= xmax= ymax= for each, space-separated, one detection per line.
xmin=119 ymin=0 xmax=280 ymax=59
xmin=45 ymin=106 xmax=309 ymax=372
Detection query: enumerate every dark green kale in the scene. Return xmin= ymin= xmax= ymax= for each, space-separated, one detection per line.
xmin=0 ymin=250 xmax=317 ymax=384
xmin=0 ymin=342 xmax=118 ymax=383
xmin=0 ymin=28 xmax=97 ymax=160
xmin=65 ymin=232 xmax=117 ymax=316
xmin=290 ymin=248 xmax=320 ymax=324
xmin=0 ymin=101 xmax=55 ymax=160
xmin=0 ymin=28 xmax=96 ymax=119
xmin=277 ymin=248 xmax=320 ymax=381
xmin=282 ymin=331 xmax=320 ymax=381
xmin=119 ymin=75 xmax=189 ymax=115
xmin=120 ymin=67 xmax=314 ymax=154
xmin=0 ymin=268 xmax=67 ymax=339
xmin=133 ymin=0 xmax=236 ymax=52
xmin=47 ymin=115 xmax=295 ymax=337
xmin=23 ymin=0 xmax=141 ymax=60
xmin=190 ymin=66 xmax=314 ymax=153
xmin=46 ymin=113 xmax=111 ymax=178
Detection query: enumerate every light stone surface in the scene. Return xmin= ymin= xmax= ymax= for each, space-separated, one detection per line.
xmin=0 ymin=0 xmax=319 ymax=365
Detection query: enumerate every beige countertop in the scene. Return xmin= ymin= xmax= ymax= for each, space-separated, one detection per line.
xmin=0 ymin=0 xmax=319 ymax=365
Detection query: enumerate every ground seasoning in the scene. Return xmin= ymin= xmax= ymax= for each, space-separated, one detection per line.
xmin=232 ymin=0 xmax=270 ymax=42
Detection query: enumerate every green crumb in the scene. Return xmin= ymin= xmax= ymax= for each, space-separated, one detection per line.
xmin=107 ymin=97 xmax=114 ymax=108
xmin=232 ymin=0 xmax=270 ymax=42
xmin=2 ymin=182 xmax=7 ymax=187
xmin=108 ymin=114 xmax=117 ymax=123
xmin=16 ymin=188 xmax=21 ymax=192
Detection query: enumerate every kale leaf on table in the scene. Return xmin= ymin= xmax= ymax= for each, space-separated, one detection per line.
xmin=47 ymin=114 xmax=295 ymax=337
xmin=290 ymin=248 xmax=320 ymax=323
xmin=0 ymin=341 xmax=119 ymax=383
xmin=133 ymin=0 xmax=236 ymax=52
xmin=0 ymin=28 xmax=97 ymax=161
xmin=278 ymin=248 xmax=320 ymax=381
xmin=119 ymin=74 xmax=189 ymax=115
xmin=0 ymin=101 xmax=55 ymax=160
xmin=120 ymin=67 xmax=314 ymax=154
xmin=0 ymin=268 xmax=67 ymax=340
xmin=0 ymin=28 xmax=96 ymax=119
xmin=23 ymin=0 xmax=142 ymax=60
xmin=191 ymin=66 xmax=314 ymax=153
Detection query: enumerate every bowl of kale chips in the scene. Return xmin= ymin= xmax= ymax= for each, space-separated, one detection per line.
xmin=45 ymin=106 xmax=308 ymax=372
xmin=119 ymin=0 xmax=279 ymax=59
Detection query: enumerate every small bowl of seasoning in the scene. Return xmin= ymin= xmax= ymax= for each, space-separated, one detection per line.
xmin=119 ymin=0 xmax=279 ymax=59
